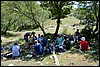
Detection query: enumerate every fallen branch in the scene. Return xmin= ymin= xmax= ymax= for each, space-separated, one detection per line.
xmin=53 ymin=47 xmax=60 ymax=66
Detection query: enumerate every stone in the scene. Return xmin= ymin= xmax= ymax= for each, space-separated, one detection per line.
xmin=8 ymin=64 xmax=14 ymax=66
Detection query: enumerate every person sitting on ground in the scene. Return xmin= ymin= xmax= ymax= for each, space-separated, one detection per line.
xmin=37 ymin=34 xmax=42 ymax=43
xmin=56 ymin=34 xmax=63 ymax=46
xmin=79 ymin=37 xmax=90 ymax=52
xmin=30 ymin=40 xmax=43 ymax=58
xmin=73 ymin=33 xmax=78 ymax=42
xmin=45 ymin=39 xmax=52 ymax=54
xmin=1 ymin=40 xmax=5 ymax=59
xmin=1 ymin=47 xmax=5 ymax=59
xmin=63 ymin=37 xmax=71 ymax=50
xmin=73 ymin=29 xmax=80 ymax=42
xmin=75 ymin=29 xmax=80 ymax=36
xmin=55 ymin=35 xmax=65 ymax=53
xmin=24 ymin=32 xmax=32 ymax=49
xmin=4 ymin=42 xmax=21 ymax=59
xmin=41 ymin=35 xmax=47 ymax=49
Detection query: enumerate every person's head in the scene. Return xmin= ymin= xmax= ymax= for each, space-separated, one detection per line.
xmin=58 ymin=34 xmax=62 ymax=38
xmin=38 ymin=34 xmax=40 ymax=37
xmin=31 ymin=31 xmax=35 ymax=35
xmin=81 ymin=37 xmax=85 ymax=41
xmin=29 ymin=32 xmax=32 ymax=36
xmin=14 ymin=42 xmax=18 ymax=45
xmin=34 ymin=40 xmax=38 ymax=44
xmin=48 ymin=39 xmax=50 ymax=40
xmin=66 ymin=38 xmax=69 ymax=41
xmin=41 ymin=35 xmax=44 ymax=38
xmin=77 ymin=29 xmax=79 ymax=32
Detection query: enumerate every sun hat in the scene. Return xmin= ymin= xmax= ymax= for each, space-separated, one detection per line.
xmin=81 ymin=37 xmax=85 ymax=41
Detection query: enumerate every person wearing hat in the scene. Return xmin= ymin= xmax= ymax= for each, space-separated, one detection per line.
xmin=79 ymin=37 xmax=89 ymax=51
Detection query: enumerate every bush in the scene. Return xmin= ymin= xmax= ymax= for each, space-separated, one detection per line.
xmin=45 ymin=33 xmax=54 ymax=42
xmin=80 ymin=25 xmax=93 ymax=41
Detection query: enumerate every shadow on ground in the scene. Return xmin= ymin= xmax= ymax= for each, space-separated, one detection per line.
xmin=2 ymin=32 xmax=19 ymax=38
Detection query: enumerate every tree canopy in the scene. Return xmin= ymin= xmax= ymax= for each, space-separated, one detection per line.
xmin=1 ymin=1 xmax=51 ymax=34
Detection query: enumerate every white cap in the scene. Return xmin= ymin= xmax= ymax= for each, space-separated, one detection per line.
xmin=34 ymin=40 xmax=38 ymax=43
xmin=81 ymin=37 xmax=85 ymax=41
xmin=48 ymin=39 xmax=50 ymax=41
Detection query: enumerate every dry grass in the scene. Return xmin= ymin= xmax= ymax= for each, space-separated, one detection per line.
xmin=1 ymin=51 xmax=99 ymax=66
xmin=57 ymin=52 xmax=99 ymax=66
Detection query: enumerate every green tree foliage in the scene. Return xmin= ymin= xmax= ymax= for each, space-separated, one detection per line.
xmin=40 ymin=1 xmax=73 ymax=36
xmin=73 ymin=1 xmax=99 ymax=40
xmin=1 ymin=1 xmax=51 ymax=35
xmin=73 ymin=1 xmax=99 ymax=55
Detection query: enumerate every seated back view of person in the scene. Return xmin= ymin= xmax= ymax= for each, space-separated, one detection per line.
xmin=55 ymin=35 xmax=65 ymax=53
xmin=41 ymin=35 xmax=47 ymax=49
xmin=63 ymin=38 xmax=71 ymax=50
xmin=73 ymin=29 xmax=80 ymax=42
xmin=30 ymin=40 xmax=43 ymax=57
xmin=79 ymin=37 xmax=89 ymax=51
xmin=1 ymin=40 xmax=5 ymax=59
xmin=57 ymin=35 xmax=63 ymax=46
xmin=1 ymin=47 xmax=5 ymax=59
xmin=11 ymin=42 xmax=21 ymax=58
xmin=4 ymin=42 xmax=21 ymax=59
xmin=37 ymin=34 xmax=42 ymax=43
xmin=45 ymin=39 xmax=53 ymax=54
xmin=75 ymin=29 xmax=80 ymax=36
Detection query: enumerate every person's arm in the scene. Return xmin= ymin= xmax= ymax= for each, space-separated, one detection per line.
xmin=33 ymin=45 xmax=36 ymax=52
xmin=30 ymin=49 xmax=35 ymax=52
xmin=88 ymin=42 xmax=90 ymax=49
xmin=79 ymin=41 xmax=82 ymax=49
xmin=10 ymin=47 xmax=12 ymax=51
xmin=79 ymin=44 xmax=82 ymax=49
xmin=29 ymin=35 xmax=31 ymax=38
xmin=56 ymin=38 xmax=58 ymax=43
xmin=35 ymin=36 xmax=37 ymax=40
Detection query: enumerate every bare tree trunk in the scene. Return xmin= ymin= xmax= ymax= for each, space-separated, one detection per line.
xmin=92 ymin=1 xmax=99 ymax=37
xmin=92 ymin=12 xmax=99 ymax=37
xmin=54 ymin=16 xmax=60 ymax=36
xmin=33 ymin=18 xmax=46 ymax=36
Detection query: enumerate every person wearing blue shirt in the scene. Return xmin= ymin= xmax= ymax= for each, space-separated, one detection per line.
xmin=41 ymin=35 xmax=47 ymax=49
xmin=11 ymin=42 xmax=21 ymax=57
xmin=1 ymin=47 xmax=5 ymax=59
xmin=3 ymin=42 xmax=21 ymax=59
xmin=1 ymin=39 xmax=5 ymax=59
xmin=31 ymin=40 xmax=43 ymax=56
xmin=57 ymin=35 xmax=63 ymax=46
xmin=37 ymin=34 xmax=42 ymax=43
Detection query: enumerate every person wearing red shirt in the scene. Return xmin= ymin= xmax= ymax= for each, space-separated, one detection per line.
xmin=79 ymin=37 xmax=89 ymax=51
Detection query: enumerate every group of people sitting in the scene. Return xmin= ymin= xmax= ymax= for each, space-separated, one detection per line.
xmin=1 ymin=29 xmax=90 ymax=59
